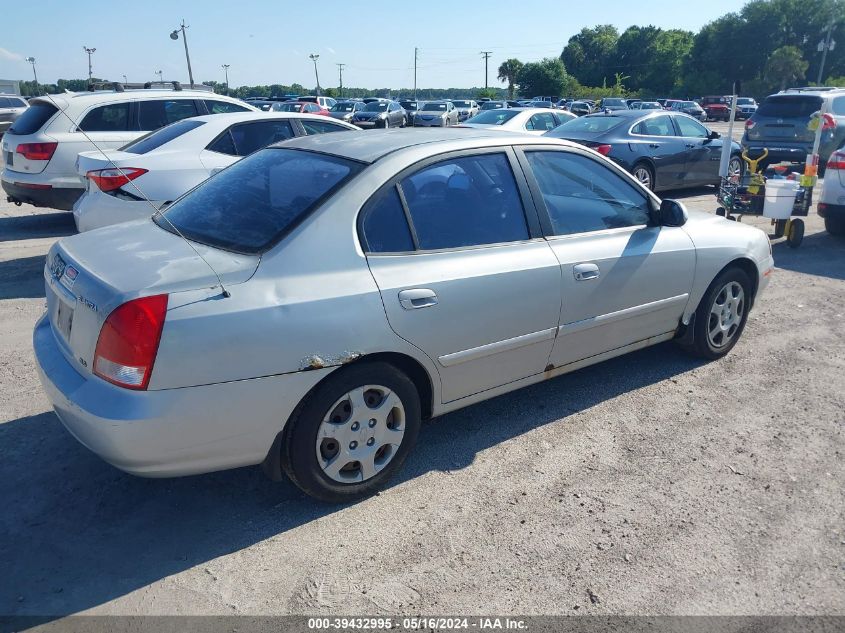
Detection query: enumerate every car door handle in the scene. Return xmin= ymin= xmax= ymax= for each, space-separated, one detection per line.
xmin=685 ymin=143 xmax=696 ymax=148
xmin=649 ymin=143 xmax=660 ymax=148
xmin=573 ymin=263 xmax=600 ymax=281
xmin=398 ymin=288 xmax=438 ymax=309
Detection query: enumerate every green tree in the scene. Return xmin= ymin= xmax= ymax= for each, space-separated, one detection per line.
xmin=497 ymin=58 xmax=524 ymax=99
xmin=766 ymin=45 xmax=809 ymax=90
xmin=516 ymin=58 xmax=571 ymax=97
xmin=476 ymin=87 xmax=499 ymax=100
xmin=560 ymin=25 xmax=619 ymax=88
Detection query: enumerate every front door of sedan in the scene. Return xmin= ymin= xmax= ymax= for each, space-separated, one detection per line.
xmin=361 ymin=149 xmax=562 ymax=403
xmin=673 ymin=115 xmax=720 ymax=184
xmin=518 ymin=148 xmax=695 ymax=368
xmin=629 ymin=114 xmax=688 ymax=189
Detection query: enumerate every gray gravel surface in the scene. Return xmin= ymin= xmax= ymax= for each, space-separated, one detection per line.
xmin=1 ymin=175 xmax=843 ymax=618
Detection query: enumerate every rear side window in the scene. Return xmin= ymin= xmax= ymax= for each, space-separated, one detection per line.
xmin=400 ymin=153 xmax=529 ymax=250
xmin=360 ymin=186 xmax=415 ymax=253
xmin=122 ymin=119 xmax=205 ymax=154
xmin=79 ymin=103 xmax=130 ymax=132
xmin=139 ymin=99 xmax=199 ymax=131
xmin=229 ymin=120 xmax=294 ymax=155
xmin=0 ymin=98 xmax=10 ymax=107
xmin=156 ymin=148 xmax=362 ymax=254
xmin=8 ymin=102 xmax=57 ymax=134
xmin=633 ymin=115 xmax=675 ymax=136
xmin=301 ymin=119 xmax=351 ymax=135
xmin=204 ymin=100 xmax=249 ymax=114
xmin=756 ymin=96 xmax=823 ymax=118
xmin=10 ymin=98 xmax=27 ymax=107
xmin=525 ymin=151 xmax=651 ymax=236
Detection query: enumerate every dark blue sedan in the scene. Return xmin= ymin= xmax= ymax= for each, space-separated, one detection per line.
xmin=544 ymin=110 xmax=743 ymax=192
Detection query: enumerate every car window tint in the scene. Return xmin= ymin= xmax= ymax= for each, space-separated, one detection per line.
xmin=207 ymin=130 xmax=237 ymax=155
xmin=633 ymin=115 xmax=675 ymax=136
xmin=832 ymin=96 xmax=845 ymax=116
xmin=79 ymin=103 xmax=130 ymax=132
xmin=674 ymin=116 xmax=708 ymax=138
xmin=400 ymin=153 xmax=529 ymax=250
xmin=361 ymin=186 xmax=415 ymax=253
xmin=204 ymin=100 xmax=249 ymax=114
xmin=8 ymin=102 xmax=56 ymax=134
xmin=525 ymin=151 xmax=651 ymax=236
xmin=527 ymin=113 xmax=557 ymax=131
xmin=230 ymin=120 xmax=294 ymax=155
xmin=0 ymin=98 xmax=10 ymax=107
xmin=138 ymin=99 xmax=199 ymax=130
xmin=301 ymin=119 xmax=350 ymax=135
xmin=122 ymin=119 xmax=205 ymax=154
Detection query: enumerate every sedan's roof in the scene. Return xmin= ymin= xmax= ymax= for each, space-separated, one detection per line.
xmin=278 ymin=128 xmax=568 ymax=163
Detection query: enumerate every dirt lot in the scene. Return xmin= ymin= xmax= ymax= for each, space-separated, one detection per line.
xmin=1 ymin=165 xmax=843 ymax=619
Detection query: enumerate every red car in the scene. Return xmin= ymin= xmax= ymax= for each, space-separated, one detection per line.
xmin=271 ymin=101 xmax=330 ymax=116
xmin=700 ymin=96 xmax=731 ymax=122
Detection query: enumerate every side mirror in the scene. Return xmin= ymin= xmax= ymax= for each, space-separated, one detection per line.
xmin=657 ymin=199 xmax=688 ymax=227
xmin=708 ymin=130 xmax=721 ymax=140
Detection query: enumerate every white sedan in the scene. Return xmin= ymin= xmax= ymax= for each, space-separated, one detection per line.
xmin=72 ymin=112 xmax=360 ymax=232
xmin=461 ymin=107 xmax=576 ymax=135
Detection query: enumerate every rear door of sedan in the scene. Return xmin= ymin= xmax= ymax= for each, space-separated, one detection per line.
xmin=629 ymin=114 xmax=688 ymax=188
xmin=516 ymin=146 xmax=695 ymax=367
xmin=360 ymin=148 xmax=562 ymax=403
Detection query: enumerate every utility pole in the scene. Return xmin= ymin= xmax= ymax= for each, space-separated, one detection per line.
xmin=25 ymin=57 xmax=39 ymax=95
xmin=480 ymin=51 xmax=492 ymax=90
xmin=83 ymin=46 xmax=96 ymax=86
xmin=414 ymin=47 xmax=418 ymax=101
xmin=222 ymin=64 xmax=230 ymax=95
xmin=336 ymin=63 xmax=345 ymax=97
xmin=817 ymin=20 xmax=836 ymax=85
xmin=170 ymin=20 xmax=195 ymax=88
xmin=156 ymin=69 xmax=163 ymax=83
xmin=310 ymin=53 xmax=321 ymax=96
xmin=122 ymin=74 xmax=128 ymax=84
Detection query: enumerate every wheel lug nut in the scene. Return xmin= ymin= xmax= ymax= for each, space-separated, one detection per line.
xmin=351 ymin=422 xmax=360 ymax=431
xmin=368 ymin=418 xmax=376 ymax=427
xmin=367 ymin=438 xmax=375 ymax=446
xmin=349 ymin=441 xmax=358 ymax=450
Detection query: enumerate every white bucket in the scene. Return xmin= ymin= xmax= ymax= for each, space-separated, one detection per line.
xmin=763 ymin=180 xmax=799 ymax=219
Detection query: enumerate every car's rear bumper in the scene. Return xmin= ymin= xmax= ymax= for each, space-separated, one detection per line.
xmin=33 ymin=314 xmax=331 ymax=477
xmin=2 ymin=176 xmax=83 ymax=211
xmin=818 ymin=202 xmax=845 ymax=219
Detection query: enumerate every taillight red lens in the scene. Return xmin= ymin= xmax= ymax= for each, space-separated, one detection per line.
xmin=86 ymin=167 xmax=148 ymax=192
xmin=595 ymin=144 xmax=612 ymax=156
xmin=745 ymin=119 xmax=756 ymax=130
xmin=93 ymin=294 xmax=168 ymax=390
xmin=827 ymin=152 xmax=845 ymax=170
xmin=16 ymin=142 xmax=58 ymax=161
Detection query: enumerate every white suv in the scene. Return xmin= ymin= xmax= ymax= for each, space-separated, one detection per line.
xmin=1 ymin=86 xmax=256 ymax=210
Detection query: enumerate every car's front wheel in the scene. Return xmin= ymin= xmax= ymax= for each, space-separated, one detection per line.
xmin=281 ymin=362 xmax=421 ymax=502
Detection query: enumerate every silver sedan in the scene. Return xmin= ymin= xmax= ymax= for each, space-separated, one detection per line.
xmin=35 ymin=129 xmax=774 ymax=502
xmin=412 ymin=101 xmax=459 ymax=127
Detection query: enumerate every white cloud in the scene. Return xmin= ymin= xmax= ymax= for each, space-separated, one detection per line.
xmin=0 ymin=47 xmax=24 ymax=62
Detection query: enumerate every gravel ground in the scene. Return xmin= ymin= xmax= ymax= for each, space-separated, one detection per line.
xmin=1 ymin=165 xmax=843 ymax=620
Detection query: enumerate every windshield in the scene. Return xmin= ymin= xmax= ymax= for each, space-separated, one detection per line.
xmin=332 ymin=103 xmax=357 ymax=112
xmin=682 ymin=102 xmax=698 ymax=107
xmin=640 ymin=102 xmax=661 ymax=109
xmin=757 ymin=95 xmax=823 ymax=118
xmin=155 ymin=148 xmax=362 ymax=254
xmin=121 ymin=119 xmax=205 ymax=154
xmin=466 ymin=110 xmax=520 ymax=125
xmin=545 ymin=115 xmax=623 ymax=136
xmin=276 ymin=103 xmax=304 ymax=112
xmin=452 ymin=101 xmax=470 ymax=107
xmin=736 ymin=98 xmax=755 ymax=105
xmin=481 ymin=102 xmax=504 ymax=110
xmin=364 ymin=102 xmax=388 ymax=112
xmin=602 ymin=99 xmax=626 ymax=106
xmin=421 ymin=102 xmax=447 ymax=112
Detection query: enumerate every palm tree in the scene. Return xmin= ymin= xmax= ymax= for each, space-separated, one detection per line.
xmin=497 ymin=58 xmax=524 ymax=99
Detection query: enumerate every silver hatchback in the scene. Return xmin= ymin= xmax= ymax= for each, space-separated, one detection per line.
xmin=0 ymin=94 xmax=28 ymax=135
xmin=34 ymin=129 xmax=774 ymax=502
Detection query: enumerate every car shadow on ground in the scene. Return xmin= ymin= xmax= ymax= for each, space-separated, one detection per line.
xmin=0 ymin=255 xmax=46 ymax=299
xmin=0 ymin=212 xmax=76 ymax=243
xmin=772 ymin=230 xmax=845 ymax=281
xmin=0 ymin=342 xmax=705 ymax=619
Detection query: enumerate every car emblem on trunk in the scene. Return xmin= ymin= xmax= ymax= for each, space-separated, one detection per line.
xmin=49 ymin=253 xmax=66 ymax=280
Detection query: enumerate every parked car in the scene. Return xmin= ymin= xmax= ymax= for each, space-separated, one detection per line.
xmin=0 ymin=94 xmax=28 ymax=136
xmin=633 ymin=101 xmax=663 ymax=110
xmin=734 ymin=97 xmax=758 ymax=120
xmin=527 ymin=101 xmax=555 ymax=109
xmin=72 ymin=113 xmax=360 ymax=232
xmin=671 ymin=100 xmax=708 ymax=121
xmin=34 ymin=128 xmax=773 ymax=502
xmin=1 ymin=86 xmax=255 ymax=210
xmin=663 ymin=99 xmax=682 ymax=111
xmin=480 ymin=100 xmax=509 ymax=111
xmin=462 ymin=108 xmax=575 ymax=134
xmin=546 ymin=109 xmax=743 ymax=192
xmin=412 ymin=101 xmax=458 ymax=127
xmin=742 ymin=88 xmax=845 ymax=171
xmin=352 ymin=99 xmax=407 ymax=128
xmin=299 ymin=96 xmax=337 ymax=110
xmin=272 ymin=101 xmax=329 ymax=116
xmin=451 ymin=100 xmax=479 ymax=121
xmin=700 ymin=96 xmax=731 ymax=122
xmin=398 ymin=100 xmax=420 ymax=120
xmin=597 ymin=98 xmax=629 ymax=111
xmin=818 ymin=144 xmax=845 ymax=236
xmin=329 ymin=101 xmax=366 ymax=123
xmin=569 ymin=101 xmax=593 ymax=116
xmin=626 ymin=99 xmax=642 ymax=109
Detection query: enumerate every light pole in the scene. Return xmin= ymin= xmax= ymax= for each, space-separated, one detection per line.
xmin=155 ymin=69 xmax=163 ymax=83
xmin=122 ymin=74 xmax=128 ymax=84
xmin=222 ymin=64 xmax=230 ymax=96
xmin=309 ymin=53 xmax=321 ymax=96
xmin=25 ymin=57 xmax=39 ymax=95
xmin=170 ymin=20 xmax=195 ymax=88
xmin=817 ymin=20 xmax=837 ymax=85
xmin=336 ymin=63 xmax=345 ymax=98
xmin=83 ymin=46 xmax=96 ymax=86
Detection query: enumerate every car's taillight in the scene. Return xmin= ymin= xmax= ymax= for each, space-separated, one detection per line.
xmin=827 ymin=152 xmax=845 ymax=170
xmin=745 ymin=119 xmax=756 ymax=130
xmin=86 ymin=167 xmax=148 ymax=192
xmin=15 ymin=142 xmax=58 ymax=161
xmin=595 ymin=144 xmax=612 ymax=156
xmin=93 ymin=294 xmax=168 ymax=390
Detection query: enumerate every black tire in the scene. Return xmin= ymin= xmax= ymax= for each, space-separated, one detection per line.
xmin=787 ymin=219 xmax=804 ymax=248
xmin=400 ymin=116 xmax=407 ymax=128
xmin=281 ymin=362 xmax=421 ymax=503
xmin=716 ymin=207 xmax=726 ymax=217
xmin=773 ymin=219 xmax=787 ymax=238
xmin=825 ymin=215 xmax=845 ymax=237
xmin=632 ymin=162 xmax=655 ymax=191
xmin=680 ymin=266 xmax=753 ymax=360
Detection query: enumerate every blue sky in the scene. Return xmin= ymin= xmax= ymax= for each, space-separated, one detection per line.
xmin=2 ymin=0 xmax=740 ymax=90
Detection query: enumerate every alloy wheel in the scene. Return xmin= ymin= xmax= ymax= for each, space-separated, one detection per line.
xmin=633 ymin=165 xmax=652 ymax=190
xmin=728 ymin=157 xmax=742 ymax=180
xmin=707 ymin=281 xmax=745 ymax=348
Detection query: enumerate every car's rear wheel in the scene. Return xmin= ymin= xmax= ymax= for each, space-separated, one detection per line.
xmin=680 ymin=266 xmax=752 ymax=360
xmin=825 ymin=215 xmax=845 ymax=237
xmin=632 ymin=162 xmax=655 ymax=191
xmin=281 ymin=362 xmax=421 ymax=503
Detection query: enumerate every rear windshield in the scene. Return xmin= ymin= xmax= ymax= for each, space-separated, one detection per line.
xmin=121 ymin=119 xmax=205 ymax=154
xmin=421 ymin=103 xmax=447 ymax=112
xmin=364 ymin=102 xmax=389 ymax=112
xmin=546 ymin=115 xmax=623 ymax=136
xmin=602 ymin=99 xmax=626 ymax=106
xmin=332 ymin=103 xmax=357 ymax=112
xmin=8 ymin=102 xmax=57 ymax=135
xmin=757 ymin=96 xmax=823 ymax=118
xmin=466 ymin=109 xmax=520 ymax=125
xmin=452 ymin=101 xmax=470 ymax=107
xmin=155 ymin=148 xmax=362 ymax=254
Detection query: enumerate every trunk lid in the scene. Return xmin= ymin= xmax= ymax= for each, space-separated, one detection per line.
xmin=43 ymin=219 xmax=259 ymax=378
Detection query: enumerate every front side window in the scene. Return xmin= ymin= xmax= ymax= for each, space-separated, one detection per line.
xmin=674 ymin=115 xmax=708 ymax=138
xmin=400 ymin=153 xmax=529 ymax=250
xmin=156 ymin=148 xmax=361 ymax=254
xmin=360 ymin=186 xmax=415 ymax=253
xmin=79 ymin=102 xmax=130 ymax=132
xmin=139 ymin=99 xmax=199 ymax=130
xmin=204 ymin=100 xmax=249 ymax=114
xmin=632 ymin=115 xmax=675 ymax=137
xmin=525 ymin=151 xmax=651 ymax=236
xmin=229 ymin=120 xmax=295 ymax=155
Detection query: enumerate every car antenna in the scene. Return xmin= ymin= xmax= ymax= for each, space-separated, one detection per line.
xmin=38 ymin=91 xmax=231 ymax=298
